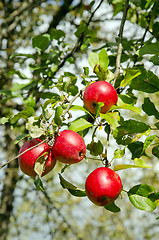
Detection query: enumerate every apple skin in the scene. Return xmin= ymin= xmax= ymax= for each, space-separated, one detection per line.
xmin=52 ymin=130 xmax=86 ymax=164
xmin=85 ymin=167 xmax=122 ymax=206
xmin=18 ymin=138 xmax=56 ymax=178
xmin=83 ymin=81 xmax=118 ymax=114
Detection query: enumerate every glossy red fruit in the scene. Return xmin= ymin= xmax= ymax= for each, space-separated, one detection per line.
xmin=18 ymin=138 xmax=56 ymax=177
xmin=52 ymin=130 xmax=86 ymax=164
xmin=85 ymin=167 xmax=122 ymax=206
xmin=83 ymin=81 xmax=118 ymax=114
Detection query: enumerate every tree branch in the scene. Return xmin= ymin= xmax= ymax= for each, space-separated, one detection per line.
xmin=113 ymin=0 xmax=130 ymax=84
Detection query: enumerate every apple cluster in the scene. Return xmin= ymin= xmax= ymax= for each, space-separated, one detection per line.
xmin=18 ymin=81 xmax=122 ymax=206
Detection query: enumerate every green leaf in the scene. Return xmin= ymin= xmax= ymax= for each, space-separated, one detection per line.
xmin=138 ymin=41 xmax=159 ymax=55
xmin=152 ymin=145 xmax=159 ymax=159
xmin=128 ymin=194 xmax=156 ymax=211
xmin=113 ymin=119 xmax=150 ymax=145
xmin=104 ymin=201 xmax=121 ymax=213
xmin=148 ymin=192 xmax=159 ymax=202
xmin=114 ymin=148 xmax=125 ymax=159
xmin=88 ymin=52 xmax=99 ymax=69
xmin=70 ymin=105 xmax=94 ymax=118
xmin=11 ymin=107 xmax=35 ymax=123
xmin=11 ymin=82 xmax=33 ymax=91
xmin=95 ymin=102 xmax=104 ymax=117
xmin=41 ymin=92 xmax=60 ymax=100
xmin=134 ymin=158 xmax=151 ymax=168
xmin=0 ymin=117 xmax=9 ymax=124
xmin=128 ymin=184 xmax=156 ymax=197
xmin=50 ymin=28 xmax=65 ymax=41
xmin=120 ymin=68 xmax=141 ymax=87
xmin=128 ymin=141 xmax=144 ymax=159
xmin=69 ymin=118 xmax=92 ymax=132
xmin=59 ymin=174 xmax=86 ymax=197
xmin=118 ymin=94 xmax=137 ymax=105
xmin=54 ymin=105 xmax=63 ymax=126
xmin=100 ymin=112 xmax=120 ymax=130
xmin=143 ymin=135 xmax=156 ymax=152
xmin=0 ymin=89 xmax=12 ymax=96
xmin=128 ymin=184 xmax=156 ymax=211
xmin=14 ymin=134 xmax=30 ymax=144
xmin=24 ymin=95 xmax=36 ymax=108
xmin=129 ymin=66 xmax=159 ymax=93
xmin=98 ymin=48 xmax=109 ymax=72
xmin=142 ymin=98 xmax=159 ymax=119
xmin=26 ymin=117 xmax=46 ymax=138
xmin=8 ymin=70 xmax=28 ymax=79
xmin=113 ymin=163 xmax=151 ymax=171
xmin=87 ymin=140 xmax=103 ymax=156
xmin=34 ymin=152 xmax=49 ymax=178
xmin=68 ymin=188 xmax=87 ymax=197
xmin=150 ymin=55 xmax=159 ymax=65
xmin=34 ymin=176 xmax=44 ymax=191
xmin=116 ymin=119 xmax=150 ymax=135
xmin=110 ymin=103 xmax=142 ymax=116
xmin=32 ymin=34 xmax=51 ymax=52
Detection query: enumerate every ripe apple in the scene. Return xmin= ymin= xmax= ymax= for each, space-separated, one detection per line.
xmin=18 ymin=138 xmax=56 ymax=177
xmin=83 ymin=81 xmax=118 ymax=114
xmin=85 ymin=167 xmax=122 ymax=206
xmin=52 ymin=130 xmax=86 ymax=164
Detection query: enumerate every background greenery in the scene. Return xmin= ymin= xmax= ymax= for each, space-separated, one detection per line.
xmin=0 ymin=0 xmax=159 ymax=239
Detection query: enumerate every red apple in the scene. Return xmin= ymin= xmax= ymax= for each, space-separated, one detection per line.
xmin=18 ymin=138 xmax=56 ymax=177
xmin=85 ymin=167 xmax=122 ymax=206
xmin=83 ymin=81 xmax=118 ymax=114
xmin=52 ymin=130 xmax=86 ymax=164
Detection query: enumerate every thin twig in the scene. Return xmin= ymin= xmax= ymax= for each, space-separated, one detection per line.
xmin=0 ymin=139 xmax=47 ymax=169
xmin=113 ymin=0 xmax=130 ymax=85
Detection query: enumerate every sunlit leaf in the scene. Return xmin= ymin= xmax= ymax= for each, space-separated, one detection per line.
xmin=69 ymin=118 xmax=92 ymax=132
xmin=114 ymin=148 xmax=125 ymax=159
xmin=120 ymin=68 xmax=141 ymax=87
xmin=34 ymin=152 xmax=49 ymax=177
xmin=142 ymin=98 xmax=159 ymax=120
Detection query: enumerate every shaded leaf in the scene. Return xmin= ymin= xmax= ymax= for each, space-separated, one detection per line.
xmin=32 ymin=34 xmax=51 ymax=51
xmin=87 ymin=140 xmax=103 ymax=156
xmin=142 ymin=97 xmax=159 ymax=119
xmin=50 ymin=28 xmax=65 ymax=41
xmin=129 ymin=66 xmax=159 ymax=93
xmin=138 ymin=41 xmax=159 ymax=55
xmin=104 ymin=201 xmax=121 ymax=213
xmin=14 ymin=134 xmax=30 ymax=144
xmin=120 ymin=68 xmax=141 ymax=87
xmin=128 ymin=141 xmax=144 ymax=159
xmin=34 ymin=176 xmax=44 ymax=191
xmin=152 ymin=145 xmax=159 ymax=159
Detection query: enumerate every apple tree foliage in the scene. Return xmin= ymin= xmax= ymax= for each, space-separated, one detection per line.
xmin=0 ymin=0 xmax=159 ymax=216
